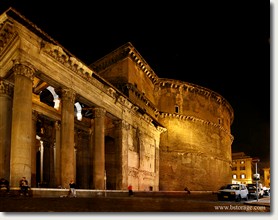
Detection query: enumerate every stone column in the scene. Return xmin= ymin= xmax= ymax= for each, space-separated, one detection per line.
xmin=60 ymin=88 xmax=76 ymax=188
xmin=81 ymin=133 xmax=90 ymax=189
xmin=93 ymin=107 xmax=106 ymax=189
xmin=31 ymin=111 xmax=38 ymax=187
xmin=0 ymin=80 xmax=13 ymax=180
xmin=114 ymin=120 xmax=130 ymax=190
xmin=48 ymin=122 xmax=56 ymax=188
xmin=76 ymin=130 xmax=89 ymax=189
xmin=54 ymin=121 xmax=61 ymax=187
xmin=10 ymin=63 xmax=34 ymax=187
xmin=113 ymin=120 xmax=123 ymax=190
xmin=89 ymin=121 xmax=94 ymax=189
xmin=118 ymin=120 xmax=132 ymax=190
xmin=39 ymin=141 xmax=43 ymax=184
xmin=154 ymin=140 xmax=159 ymax=191
xmin=49 ymin=144 xmax=55 ymax=187
xmin=155 ymin=126 xmax=166 ymax=191
xmin=43 ymin=142 xmax=50 ymax=185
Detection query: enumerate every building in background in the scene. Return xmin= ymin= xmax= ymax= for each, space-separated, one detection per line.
xmin=262 ymin=168 xmax=270 ymax=187
xmin=231 ymin=152 xmax=253 ymax=184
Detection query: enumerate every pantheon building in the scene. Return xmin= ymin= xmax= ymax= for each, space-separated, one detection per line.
xmin=0 ymin=8 xmax=234 ymax=191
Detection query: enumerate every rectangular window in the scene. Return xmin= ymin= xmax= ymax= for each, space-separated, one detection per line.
xmin=175 ymin=105 xmax=179 ymax=113
xmin=218 ymin=118 xmax=222 ymax=124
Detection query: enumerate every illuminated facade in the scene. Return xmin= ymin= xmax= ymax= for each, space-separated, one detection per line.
xmin=231 ymin=152 xmax=253 ymax=184
xmin=263 ymin=168 xmax=270 ymax=187
xmin=0 ymin=8 xmax=234 ymax=191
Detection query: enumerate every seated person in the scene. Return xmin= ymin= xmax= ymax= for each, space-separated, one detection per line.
xmin=0 ymin=178 xmax=10 ymax=192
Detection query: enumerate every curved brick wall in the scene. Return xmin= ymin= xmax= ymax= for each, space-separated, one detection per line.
xmin=156 ymin=79 xmax=234 ymax=191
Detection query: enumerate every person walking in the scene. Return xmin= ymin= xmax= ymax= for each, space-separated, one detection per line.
xmin=128 ymin=185 xmax=133 ymax=196
xmin=69 ymin=179 xmax=77 ymax=197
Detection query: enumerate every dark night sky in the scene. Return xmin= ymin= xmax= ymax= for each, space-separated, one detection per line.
xmin=0 ymin=1 xmax=270 ymax=163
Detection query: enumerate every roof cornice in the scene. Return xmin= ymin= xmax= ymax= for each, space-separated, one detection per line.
xmin=2 ymin=7 xmax=84 ymax=65
xmin=90 ymin=42 xmax=159 ymax=84
xmin=156 ymin=78 xmax=234 ymax=123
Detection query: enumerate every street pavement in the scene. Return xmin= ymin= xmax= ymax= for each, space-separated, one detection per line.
xmin=0 ymin=192 xmax=271 ymax=212
xmin=244 ymin=196 xmax=270 ymax=207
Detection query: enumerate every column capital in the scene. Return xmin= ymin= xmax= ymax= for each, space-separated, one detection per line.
xmin=61 ymin=88 xmax=76 ymax=104
xmin=94 ymin=107 xmax=106 ymax=118
xmin=0 ymin=80 xmax=13 ymax=96
xmin=12 ymin=62 xmax=35 ymax=81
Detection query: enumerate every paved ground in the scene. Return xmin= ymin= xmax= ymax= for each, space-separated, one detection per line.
xmin=244 ymin=196 xmax=271 ymax=207
xmin=0 ymin=193 xmax=270 ymax=213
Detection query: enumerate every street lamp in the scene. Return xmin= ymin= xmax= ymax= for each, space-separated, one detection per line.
xmin=252 ymin=157 xmax=260 ymax=201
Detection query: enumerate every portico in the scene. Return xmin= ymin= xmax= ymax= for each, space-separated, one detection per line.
xmin=0 ymin=8 xmax=162 ymax=191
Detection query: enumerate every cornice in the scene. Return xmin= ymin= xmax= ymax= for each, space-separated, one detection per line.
xmin=41 ymin=41 xmax=94 ymax=77
xmin=123 ymin=83 xmax=159 ymax=114
xmin=159 ymin=112 xmax=234 ymax=142
xmin=90 ymin=43 xmax=131 ymax=72
xmin=156 ymin=78 xmax=234 ymax=123
xmin=0 ymin=16 xmax=17 ymax=57
xmin=2 ymin=7 xmax=75 ymax=59
xmin=90 ymin=42 xmax=159 ymax=84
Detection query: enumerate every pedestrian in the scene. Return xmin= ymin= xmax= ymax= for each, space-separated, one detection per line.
xmin=128 ymin=185 xmax=133 ymax=196
xmin=184 ymin=186 xmax=191 ymax=194
xmin=19 ymin=177 xmax=30 ymax=196
xmin=69 ymin=179 xmax=77 ymax=197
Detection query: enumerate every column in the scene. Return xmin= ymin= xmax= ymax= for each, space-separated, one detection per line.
xmin=81 ymin=133 xmax=90 ymax=189
xmin=75 ymin=131 xmax=88 ymax=189
xmin=154 ymin=139 xmax=159 ymax=191
xmin=60 ymin=88 xmax=76 ymax=188
xmin=31 ymin=111 xmax=38 ymax=187
xmin=48 ymin=122 xmax=56 ymax=188
xmin=113 ymin=120 xmax=123 ymax=190
xmin=10 ymin=63 xmax=34 ymax=187
xmin=43 ymin=142 xmax=50 ymax=185
xmin=89 ymin=121 xmax=94 ymax=189
xmin=39 ymin=141 xmax=44 ymax=184
xmin=93 ymin=107 xmax=106 ymax=189
xmin=114 ymin=120 xmax=129 ymax=190
xmin=54 ymin=121 xmax=61 ymax=187
xmin=0 ymin=80 xmax=13 ymax=180
xmin=48 ymin=144 xmax=55 ymax=187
